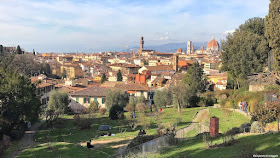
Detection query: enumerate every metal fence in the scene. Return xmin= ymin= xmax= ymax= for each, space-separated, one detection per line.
xmin=112 ymin=134 xmax=172 ymax=158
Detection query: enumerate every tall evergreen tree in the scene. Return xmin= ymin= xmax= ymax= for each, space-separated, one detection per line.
xmin=101 ymin=73 xmax=108 ymax=83
xmin=0 ymin=69 xmax=41 ymax=137
xmin=16 ymin=45 xmax=22 ymax=54
xmin=62 ymin=68 xmax=67 ymax=78
xmin=182 ymin=62 xmax=205 ymax=95
xmin=221 ymin=17 xmax=270 ymax=88
xmin=0 ymin=45 xmax=3 ymax=54
xmin=265 ymin=0 xmax=280 ymax=71
xmin=117 ymin=69 xmax=123 ymax=81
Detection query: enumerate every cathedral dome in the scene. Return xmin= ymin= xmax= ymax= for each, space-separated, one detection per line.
xmin=206 ymin=37 xmax=219 ymax=51
xmin=177 ymin=48 xmax=182 ymax=53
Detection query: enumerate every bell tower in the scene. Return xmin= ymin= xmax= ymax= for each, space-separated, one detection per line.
xmin=140 ymin=36 xmax=144 ymax=50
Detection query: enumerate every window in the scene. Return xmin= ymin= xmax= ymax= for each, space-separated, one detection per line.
xmin=102 ymin=98 xmax=105 ymax=104
xmin=84 ymin=98 xmax=89 ymax=103
xmin=76 ymin=97 xmax=79 ymax=103
xmin=94 ymin=98 xmax=98 ymax=102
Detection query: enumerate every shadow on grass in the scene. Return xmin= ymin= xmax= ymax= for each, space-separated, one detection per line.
xmin=159 ymin=133 xmax=280 ymax=158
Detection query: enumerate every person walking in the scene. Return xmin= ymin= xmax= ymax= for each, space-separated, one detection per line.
xmin=242 ymin=101 xmax=244 ymax=112
xmin=239 ymin=101 xmax=242 ymax=112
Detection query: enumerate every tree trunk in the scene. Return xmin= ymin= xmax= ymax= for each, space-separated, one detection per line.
xmin=277 ymin=117 xmax=279 ymax=132
xmin=177 ymin=101 xmax=181 ymax=113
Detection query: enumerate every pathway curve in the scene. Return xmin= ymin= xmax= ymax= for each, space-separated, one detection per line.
xmin=175 ymin=108 xmax=209 ymax=138
xmin=6 ymin=121 xmax=43 ymax=158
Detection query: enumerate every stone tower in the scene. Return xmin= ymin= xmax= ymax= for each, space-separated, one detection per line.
xmin=187 ymin=40 xmax=192 ymax=54
xmin=173 ymin=54 xmax=179 ymax=72
xmin=140 ymin=36 xmax=144 ymax=50
xmin=192 ymin=45 xmax=194 ymax=54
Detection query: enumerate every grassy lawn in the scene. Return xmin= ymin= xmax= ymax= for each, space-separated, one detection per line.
xmin=150 ymin=108 xmax=273 ymax=158
xmin=153 ymin=133 xmax=280 ymax=158
xmin=18 ymin=107 xmax=202 ymax=158
xmin=209 ymin=108 xmax=250 ymax=133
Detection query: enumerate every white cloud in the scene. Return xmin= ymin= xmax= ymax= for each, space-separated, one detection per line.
xmin=0 ymin=0 xmax=270 ymax=52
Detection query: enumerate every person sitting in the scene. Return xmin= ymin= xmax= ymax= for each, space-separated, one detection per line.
xmin=107 ymin=130 xmax=111 ymax=136
xmin=142 ymin=130 xmax=146 ymax=135
xmin=87 ymin=140 xmax=94 ymax=149
xmin=138 ymin=130 xmax=143 ymax=136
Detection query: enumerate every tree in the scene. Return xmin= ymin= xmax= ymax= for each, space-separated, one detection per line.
xmin=105 ymin=89 xmax=129 ymax=109
xmin=117 ymin=69 xmax=123 ymax=81
xmin=265 ymin=0 xmax=280 ymax=71
xmin=171 ymin=83 xmax=191 ymax=113
xmin=109 ymin=104 xmax=124 ymax=120
xmin=16 ymin=45 xmax=22 ymax=54
xmin=0 ymin=45 xmax=3 ymax=54
xmin=221 ymin=17 xmax=270 ymax=88
xmin=40 ymin=62 xmax=51 ymax=76
xmin=48 ymin=90 xmax=69 ymax=115
xmin=154 ymin=88 xmax=172 ymax=108
xmin=182 ymin=62 xmax=205 ymax=95
xmin=9 ymin=54 xmax=41 ymax=76
xmin=101 ymin=73 xmax=108 ymax=83
xmin=128 ymin=96 xmax=146 ymax=109
xmin=62 ymin=68 xmax=67 ymax=78
xmin=0 ymin=69 xmax=41 ymax=137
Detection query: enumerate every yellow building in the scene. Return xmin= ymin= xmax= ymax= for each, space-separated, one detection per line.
xmin=61 ymin=63 xmax=84 ymax=79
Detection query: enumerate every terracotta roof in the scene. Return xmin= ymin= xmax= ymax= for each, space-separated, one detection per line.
xmin=177 ymin=48 xmax=182 ymax=53
xmin=70 ymin=86 xmax=107 ymax=97
xmin=207 ymin=37 xmax=219 ymax=50
xmin=144 ymin=65 xmax=173 ymax=72
xmin=101 ymin=81 xmax=149 ymax=91
xmin=37 ymin=82 xmax=54 ymax=88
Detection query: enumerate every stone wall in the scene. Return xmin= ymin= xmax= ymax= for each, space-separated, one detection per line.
xmin=249 ymin=84 xmax=265 ymax=92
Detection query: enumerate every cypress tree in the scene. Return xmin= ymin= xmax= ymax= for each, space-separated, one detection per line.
xmin=117 ymin=69 xmax=123 ymax=81
xmin=101 ymin=73 xmax=108 ymax=83
xmin=265 ymin=0 xmax=280 ymax=71
xmin=16 ymin=45 xmax=22 ymax=54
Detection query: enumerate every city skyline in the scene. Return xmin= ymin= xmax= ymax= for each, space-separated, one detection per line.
xmin=0 ymin=0 xmax=269 ymax=53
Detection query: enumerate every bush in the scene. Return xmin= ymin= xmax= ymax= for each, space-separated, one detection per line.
xmin=109 ymin=105 xmax=124 ymax=120
xmin=136 ymin=103 xmax=147 ymax=113
xmin=250 ymin=121 xmax=263 ymax=133
xmin=99 ymin=108 xmax=107 ymax=115
xmin=73 ymin=115 xmax=93 ymax=130
xmin=127 ymin=135 xmax=157 ymax=148
xmin=87 ymin=101 xmax=99 ymax=113
xmin=219 ymin=99 xmax=226 ymax=107
xmin=125 ymin=104 xmax=134 ymax=112
xmin=226 ymin=127 xmax=240 ymax=136
xmin=239 ymin=123 xmax=251 ymax=133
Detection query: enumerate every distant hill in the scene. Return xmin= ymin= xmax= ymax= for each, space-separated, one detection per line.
xmin=127 ymin=42 xmax=208 ymax=53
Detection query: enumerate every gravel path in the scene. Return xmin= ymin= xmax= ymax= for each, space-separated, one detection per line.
xmin=6 ymin=121 xmax=43 ymax=158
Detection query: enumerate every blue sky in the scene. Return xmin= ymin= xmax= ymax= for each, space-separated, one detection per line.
xmin=0 ymin=0 xmax=269 ymax=53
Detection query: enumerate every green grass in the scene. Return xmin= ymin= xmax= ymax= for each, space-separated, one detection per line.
xmin=18 ymin=107 xmax=202 ymax=158
xmin=209 ymin=108 xmax=250 ymax=133
xmin=154 ymin=133 xmax=280 ymax=158
xmin=150 ymin=108 xmax=270 ymax=158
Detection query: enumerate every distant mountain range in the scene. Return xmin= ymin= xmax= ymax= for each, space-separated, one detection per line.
xmin=126 ymin=42 xmax=209 ymax=53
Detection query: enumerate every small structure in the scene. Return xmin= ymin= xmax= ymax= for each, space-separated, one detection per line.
xmin=210 ymin=117 xmax=219 ymax=137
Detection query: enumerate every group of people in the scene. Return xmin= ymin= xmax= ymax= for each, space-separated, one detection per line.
xmin=239 ymin=101 xmax=248 ymax=113
xmin=138 ymin=129 xmax=146 ymax=136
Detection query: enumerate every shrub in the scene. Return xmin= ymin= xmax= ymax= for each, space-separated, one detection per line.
xmin=219 ymin=99 xmax=226 ymax=107
xmin=99 ymin=108 xmax=107 ymax=115
xmin=127 ymin=135 xmax=157 ymax=148
xmin=136 ymin=103 xmax=147 ymax=113
xmin=125 ymin=104 xmax=134 ymax=112
xmin=250 ymin=121 xmax=263 ymax=133
xmin=109 ymin=105 xmax=124 ymax=120
xmin=87 ymin=101 xmax=99 ymax=113
xmin=226 ymin=127 xmax=240 ymax=136
xmin=239 ymin=123 xmax=251 ymax=133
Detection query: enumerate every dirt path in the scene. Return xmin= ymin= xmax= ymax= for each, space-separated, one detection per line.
xmin=6 ymin=121 xmax=43 ymax=158
xmin=175 ymin=108 xmax=209 ymax=138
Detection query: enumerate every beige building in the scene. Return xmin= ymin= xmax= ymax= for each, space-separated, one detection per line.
xmin=70 ymin=86 xmax=107 ymax=112
xmin=61 ymin=63 xmax=84 ymax=79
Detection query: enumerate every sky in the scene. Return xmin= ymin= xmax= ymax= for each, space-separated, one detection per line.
xmin=0 ymin=0 xmax=270 ymax=53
